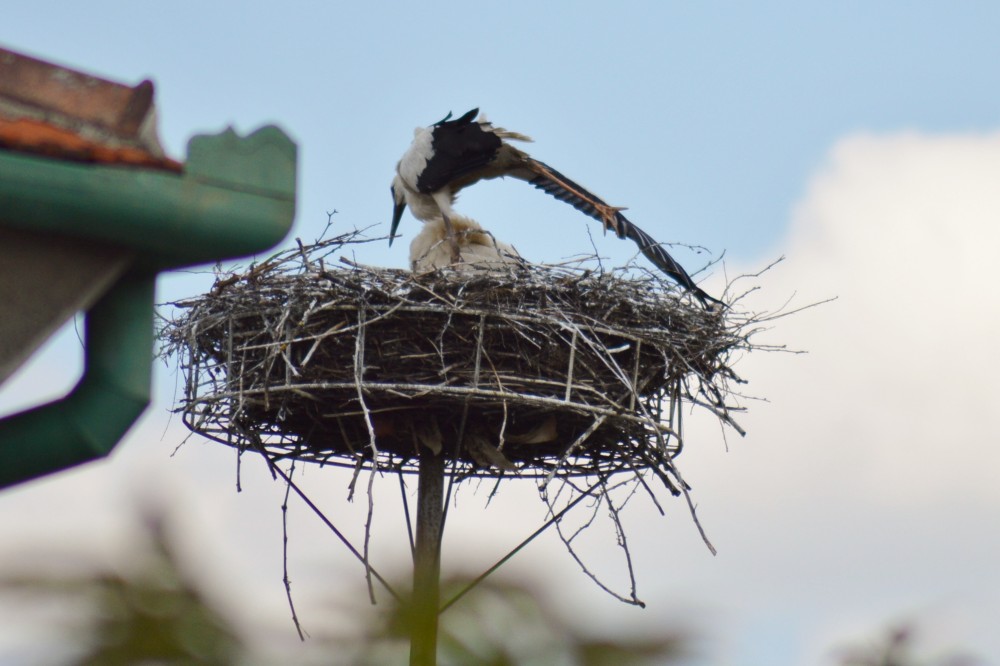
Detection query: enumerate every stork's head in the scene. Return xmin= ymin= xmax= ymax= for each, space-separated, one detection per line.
xmin=389 ymin=173 xmax=407 ymax=246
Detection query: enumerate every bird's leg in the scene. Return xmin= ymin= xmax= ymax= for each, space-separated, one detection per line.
xmin=430 ymin=190 xmax=463 ymax=264
xmin=440 ymin=212 xmax=462 ymax=264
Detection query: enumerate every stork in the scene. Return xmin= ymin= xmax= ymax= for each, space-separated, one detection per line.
xmin=390 ymin=108 xmax=723 ymax=307
xmin=409 ymin=213 xmax=520 ymax=272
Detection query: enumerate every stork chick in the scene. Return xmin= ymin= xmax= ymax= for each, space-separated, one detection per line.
xmin=410 ymin=214 xmax=520 ymax=272
xmin=390 ymin=108 xmax=722 ymax=307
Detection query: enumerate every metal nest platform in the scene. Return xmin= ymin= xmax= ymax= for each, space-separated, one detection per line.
xmin=162 ymin=230 xmax=755 ymax=486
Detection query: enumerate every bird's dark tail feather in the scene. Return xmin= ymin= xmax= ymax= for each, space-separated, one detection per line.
xmin=523 ymin=158 xmax=724 ymax=308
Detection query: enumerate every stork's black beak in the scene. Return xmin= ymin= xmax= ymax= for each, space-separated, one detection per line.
xmin=389 ymin=185 xmax=405 ymax=246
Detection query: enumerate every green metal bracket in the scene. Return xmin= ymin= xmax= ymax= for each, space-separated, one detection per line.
xmin=0 ymin=124 xmax=297 ymax=489
xmin=0 ymin=271 xmax=154 ymax=488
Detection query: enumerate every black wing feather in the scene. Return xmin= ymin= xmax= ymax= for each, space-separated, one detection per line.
xmin=619 ymin=214 xmax=723 ymax=307
xmin=416 ymin=108 xmax=502 ymax=194
xmin=526 ymin=161 xmax=621 ymax=237
xmin=524 ymin=159 xmax=723 ymax=307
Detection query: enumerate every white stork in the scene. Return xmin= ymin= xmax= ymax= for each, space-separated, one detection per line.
xmin=409 ymin=213 xmax=520 ymax=272
xmin=390 ymin=108 xmax=722 ymax=307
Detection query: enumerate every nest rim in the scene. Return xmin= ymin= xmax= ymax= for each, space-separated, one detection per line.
xmin=162 ymin=231 xmax=749 ymax=480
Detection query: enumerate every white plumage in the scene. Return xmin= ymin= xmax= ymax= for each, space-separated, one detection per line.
xmin=409 ymin=214 xmax=520 ymax=272
xmin=392 ymin=113 xmax=531 ymax=231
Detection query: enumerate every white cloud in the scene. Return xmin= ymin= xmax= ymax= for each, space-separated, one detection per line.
xmin=734 ymin=131 xmax=1000 ymax=505
xmin=686 ymin=130 xmax=1000 ymax=663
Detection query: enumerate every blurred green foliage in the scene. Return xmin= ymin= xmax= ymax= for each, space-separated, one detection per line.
xmin=0 ymin=515 xmax=984 ymax=665
xmin=835 ymin=625 xmax=982 ymax=666
xmin=0 ymin=522 xmax=240 ymax=665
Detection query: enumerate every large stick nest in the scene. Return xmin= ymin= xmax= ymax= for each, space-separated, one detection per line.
xmin=161 ymin=231 xmax=753 ymax=480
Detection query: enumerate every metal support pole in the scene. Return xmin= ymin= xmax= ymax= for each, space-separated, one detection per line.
xmin=409 ymin=449 xmax=445 ymax=666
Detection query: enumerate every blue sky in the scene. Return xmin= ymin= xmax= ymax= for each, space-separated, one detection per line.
xmin=3 ymin=3 xmax=1000 ymax=664
xmin=10 ymin=2 xmax=1000 ymax=262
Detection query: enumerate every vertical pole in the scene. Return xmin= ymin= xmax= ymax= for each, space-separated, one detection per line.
xmin=410 ymin=449 xmax=444 ymax=666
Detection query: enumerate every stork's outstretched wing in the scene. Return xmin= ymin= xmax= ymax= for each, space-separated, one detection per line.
xmin=516 ymin=157 xmax=723 ymax=307
xmin=414 ymin=108 xmax=502 ymax=194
